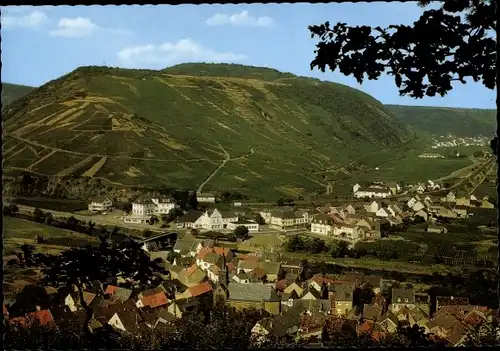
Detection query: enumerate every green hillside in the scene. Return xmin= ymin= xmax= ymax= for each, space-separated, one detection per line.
xmin=387 ymin=104 xmax=495 ymax=137
xmin=3 ymin=63 xmax=416 ymax=200
xmin=2 ymin=83 xmax=36 ymax=106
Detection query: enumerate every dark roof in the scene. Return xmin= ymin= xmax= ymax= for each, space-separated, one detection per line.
xmin=176 ymin=210 xmax=203 ymax=223
xmin=227 ymin=283 xmax=279 ymax=302
xmin=329 ymin=283 xmax=354 ymax=301
xmin=173 ymin=239 xmax=200 ymax=252
xmin=392 ymin=288 xmax=415 ymax=304
xmin=280 ymin=258 xmax=302 ymax=268
xmin=437 ymin=296 xmax=470 ymax=307
xmin=362 ymin=304 xmax=382 ymax=321
xmin=270 ymin=207 xmax=299 ymax=219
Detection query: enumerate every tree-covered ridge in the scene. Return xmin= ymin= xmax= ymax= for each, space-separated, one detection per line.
xmin=2 ymin=83 xmax=36 ymax=106
xmin=387 ymin=105 xmax=495 ymax=137
xmin=2 ymin=64 xmax=415 ymax=199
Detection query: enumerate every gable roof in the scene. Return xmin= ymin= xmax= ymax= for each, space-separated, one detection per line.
xmin=363 ymin=304 xmax=382 ymax=321
xmin=174 ymin=239 xmax=200 ymax=253
xmin=138 ymin=287 xmax=169 ymax=308
xmin=188 ymin=281 xmax=213 ymax=298
xmin=10 ymin=309 xmax=55 ymax=328
xmin=227 ymin=283 xmax=279 ymax=302
xmin=392 ymin=288 xmax=415 ymax=304
xmin=176 ymin=211 xmax=204 ymax=224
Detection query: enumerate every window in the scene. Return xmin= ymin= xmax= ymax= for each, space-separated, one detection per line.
xmin=405 ymin=298 xmax=408 ymax=302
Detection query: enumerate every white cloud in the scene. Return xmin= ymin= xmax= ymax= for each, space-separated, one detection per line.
xmin=206 ymin=10 xmax=274 ymax=28
xmin=49 ymin=17 xmax=98 ymax=38
xmin=1 ymin=10 xmax=48 ymax=28
xmin=117 ymin=38 xmax=247 ymax=67
xmin=49 ymin=17 xmax=132 ymax=38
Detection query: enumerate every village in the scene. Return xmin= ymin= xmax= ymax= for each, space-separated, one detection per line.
xmin=4 ymin=177 xmax=498 ymax=347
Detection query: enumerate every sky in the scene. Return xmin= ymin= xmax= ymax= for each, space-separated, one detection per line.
xmin=1 ymin=3 xmax=495 ymax=109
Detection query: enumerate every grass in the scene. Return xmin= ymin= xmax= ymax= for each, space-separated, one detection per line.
xmin=3 ymin=63 xmax=419 ymax=200
xmin=3 ymin=216 xmax=99 ymax=255
xmin=11 ymin=197 xmax=88 ymax=212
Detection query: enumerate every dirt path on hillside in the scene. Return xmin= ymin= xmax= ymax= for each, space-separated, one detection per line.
xmin=196 ymin=143 xmax=255 ymax=193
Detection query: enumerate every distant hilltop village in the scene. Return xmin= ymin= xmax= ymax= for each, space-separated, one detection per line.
xmin=431 ymin=135 xmax=489 ymax=149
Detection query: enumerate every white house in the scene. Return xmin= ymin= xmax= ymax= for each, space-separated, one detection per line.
xmin=352 ymin=183 xmax=362 ymax=194
xmin=269 ymin=207 xmax=306 ymax=231
xmin=332 ymin=224 xmax=365 ymax=242
xmin=132 ymin=200 xmax=156 ymax=217
xmin=311 ymin=214 xmax=333 ymax=236
xmin=88 ymin=197 xmax=113 ymax=212
xmin=375 ymin=208 xmax=391 ymax=218
xmin=199 ymin=208 xmax=238 ymax=230
xmin=365 ymin=201 xmax=381 ymax=214
xmin=412 ymin=201 xmax=425 ymax=212
xmin=227 ymin=220 xmax=260 ymax=232
xmin=354 ymin=187 xmax=392 ymax=199
xmin=151 ymin=198 xmax=175 ymax=214
xmin=258 ymin=209 xmax=272 ymax=224
xmin=197 ymin=192 xmax=216 ymax=203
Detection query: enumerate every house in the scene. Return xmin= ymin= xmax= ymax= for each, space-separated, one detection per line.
xmin=455 ymin=197 xmax=471 ymax=207
xmin=376 ymin=311 xmax=399 ymax=332
xmin=173 ymin=256 xmax=195 ymax=269
xmin=197 ymin=192 xmax=216 ymax=203
xmin=280 ymin=258 xmax=303 ymax=276
xmin=284 ymin=282 xmax=304 ymax=297
xmin=199 ymin=208 xmax=239 ymax=230
xmin=419 ymin=153 xmax=445 ymax=159
xmin=215 ymin=282 xmax=281 ymax=315
xmin=387 ymin=182 xmax=401 ymax=195
xmin=481 ymin=199 xmax=495 ymax=209
xmin=260 ymin=261 xmax=283 ymax=283
xmin=269 ymin=207 xmax=306 ymax=231
xmin=453 ymin=205 xmax=469 ymax=218
xmin=445 ymin=191 xmax=457 ymax=203
xmin=104 ymin=285 xmax=133 ymax=302
xmin=108 ymin=308 xmax=144 ymax=334
xmin=64 ymin=291 xmax=98 ymax=312
xmin=407 ymin=196 xmax=420 ymax=209
xmin=184 ymin=281 xmax=213 ymax=299
xmin=342 ymin=272 xmax=383 ymax=294
xmin=258 ymin=209 xmax=272 ymax=224
xmin=177 ymin=264 xmax=208 ymax=287
xmin=175 ymin=210 xmax=204 ymax=229
xmin=375 ymin=207 xmax=391 ymax=218
xmin=131 ymin=199 xmax=157 ymax=217
xmin=354 ymin=187 xmax=392 ymax=199
xmin=196 ymin=250 xmax=222 ymax=272
xmin=436 ymin=296 xmax=470 ymax=311
xmin=328 ymin=282 xmax=355 ymax=317
xmin=352 ymin=183 xmax=362 ymax=194
xmin=362 ymin=304 xmax=383 ymax=321
xmin=311 ymin=214 xmax=333 ymax=235
xmin=332 ymin=224 xmax=366 ymax=243
xmin=301 ymin=286 xmax=323 ymax=300
xmin=233 ymin=272 xmax=250 ymax=284
xmin=390 ymin=288 xmax=415 ymax=312
xmin=411 ymin=200 xmax=425 ymax=212
xmin=227 ymin=220 xmax=260 ymax=232
xmin=426 ymin=225 xmax=448 ymax=234
xmin=9 ymin=309 xmax=55 ymax=328
xmin=251 ymin=305 xmax=302 ymax=343
xmin=151 ymin=198 xmax=176 ymax=214
xmin=88 ymin=197 xmax=113 ymax=212
xmin=414 ymin=209 xmax=429 ymax=222
xmin=173 ymin=239 xmax=203 ymax=257
xmin=135 ymin=287 xmax=169 ymax=309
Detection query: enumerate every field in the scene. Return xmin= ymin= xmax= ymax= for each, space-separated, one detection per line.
xmin=3 ymin=64 xmax=417 ymax=200
xmin=3 ymin=217 xmax=99 ymax=257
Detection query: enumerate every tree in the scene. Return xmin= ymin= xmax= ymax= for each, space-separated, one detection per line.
xmin=187 ymin=192 xmax=198 ymax=210
xmin=88 ymin=220 xmax=95 ymax=235
xmin=66 ymin=216 xmax=79 ymax=230
xmin=149 ymin=215 xmax=159 ymax=225
xmin=285 ymin=235 xmax=305 ymax=252
xmin=309 ymin=0 xmax=498 ymax=311
xmin=33 ymin=208 xmax=45 ymax=222
xmin=254 ymin=213 xmax=265 ymax=225
xmin=276 ymin=197 xmax=285 ymax=207
xmin=233 ymin=225 xmax=249 ymax=239
xmin=33 ymin=238 xmax=165 ymax=337
xmin=44 ymin=212 xmax=53 ymax=225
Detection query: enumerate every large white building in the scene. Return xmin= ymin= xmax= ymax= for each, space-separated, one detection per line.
xmin=227 ymin=220 xmax=260 ymax=232
xmin=132 ymin=198 xmax=176 ymax=217
xmin=198 ymin=208 xmax=238 ymax=230
xmin=354 ymin=187 xmax=392 ymax=199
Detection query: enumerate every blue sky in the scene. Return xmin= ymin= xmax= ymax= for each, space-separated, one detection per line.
xmin=1 ymin=3 xmax=495 ymax=109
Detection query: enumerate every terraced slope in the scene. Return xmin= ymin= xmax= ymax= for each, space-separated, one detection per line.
xmin=387 ymin=104 xmax=495 ymax=137
xmin=3 ymin=64 xmax=415 ymax=199
xmin=2 ymin=83 xmax=36 ymax=106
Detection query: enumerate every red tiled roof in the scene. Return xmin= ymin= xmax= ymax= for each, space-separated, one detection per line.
xmin=10 ymin=310 xmax=55 ymax=328
xmin=357 ymin=320 xmax=374 ymax=335
xmin=188 ymin=281 xmax=213 ymax=297
xmin=226 ymin=263 xmax=237 ymax=273
xmin=197 ymin=248 xmax=213 ymax=260
xmin=140 ymin=291 xmax=168 ymax=309
xmin=185 ymin=264 xmax=199 ymax=276
xmin=275 ymin=279 xmax=287 ymax=291
xmin=83 ymin=292 xmax=97 ymax=305
xmin=105 ymin=285 xmax=120 ymax=295
xmin=240 ymin=254 xmax=260 ymax=262
xmin=213 ymin=247 xmax=228 ymax=256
